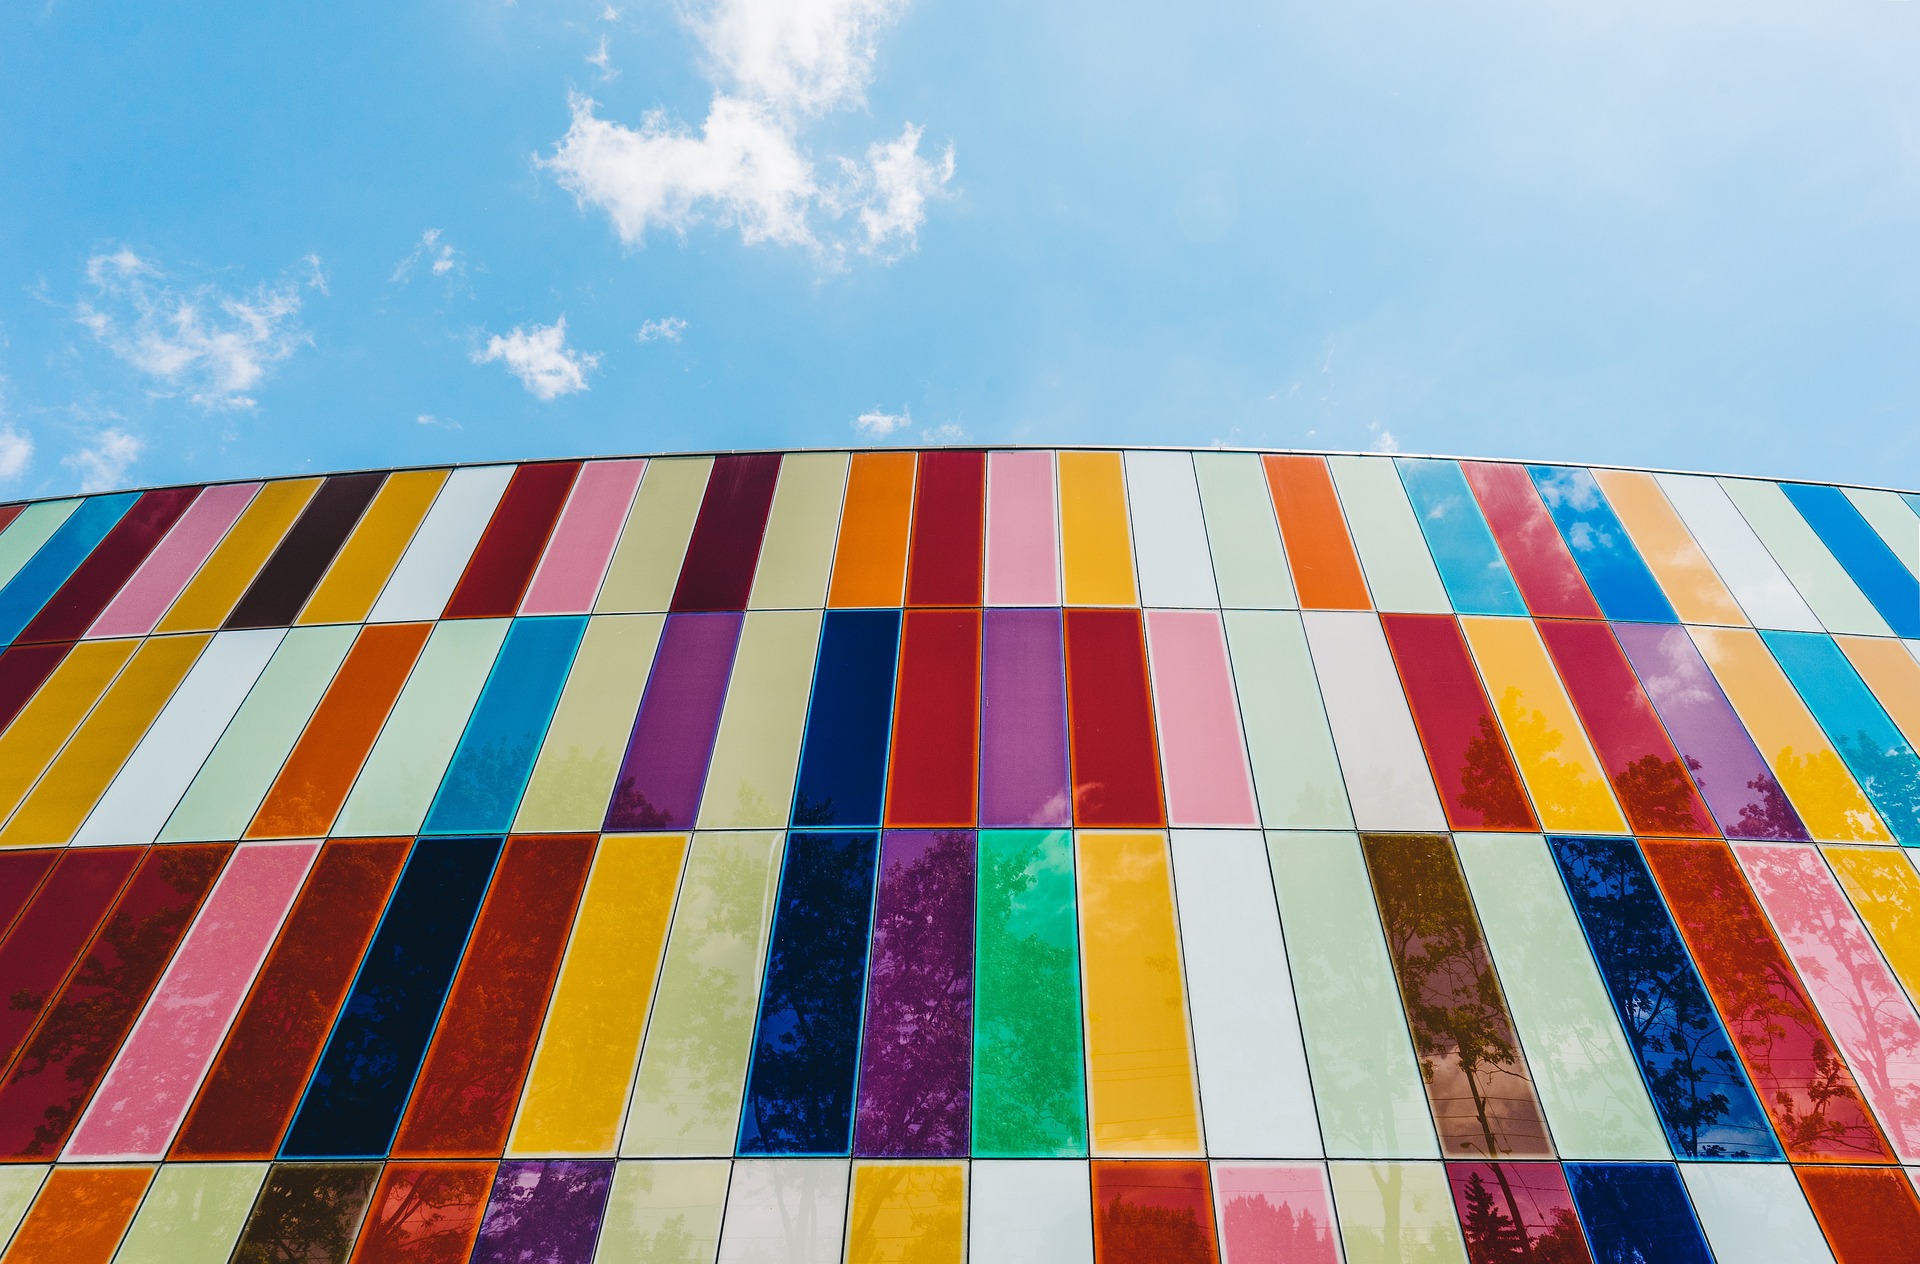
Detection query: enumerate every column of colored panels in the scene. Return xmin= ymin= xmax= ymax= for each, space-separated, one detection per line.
xmin=0 ymin=638 xmax=136 ymax=821
xmin=1722 ymin=477 xmax=1892 ymax=637
xmin=1329 ymin=454 xmax=1450 ymax=613
xmin=904 ymin=449 xmax=984 ymax=607
xmin=1065 ymin=609 xmax=1165 ymax=827
xmin=512 ymin=614 xmax=661 ymax=833
xmin=1396 ymin=458 xmax=1526 ymax=616
xmin=1145 ymin=611 xmax=1258 ymax=828
xmin=792 ymin=609 xmax=900 ymax=827
xmin=1194 ymin=450 xmax=1295 ymax=608
xmin=885 ymin=609 xmax=981 ymax=827
xmin=369 ymin=465 xmax=514 ymax=622
xmin=1301 ymin=610 xmax=1445 ymax=831
xmin=442 ymin=461 xmax=580 ymax=618
xmin=1657 ymin=471 xmax=1822 ymax=630
xmin=13 ymin=485 xmax=198 ymax=643
xmin=1222 ymin=610 xmax=1351 ymax=829
xmin=697 ymin=608 xmax=823 ymax=829
xmin=594 ymin=457 xmax=711 ymax=613
xmin=978 ymin=608 xmax=1071 ymax=828
xmin=1824 ymin=845 xmax=1920 ymax=1010
xmin=0 ymin=491 xmax=138 ymax=644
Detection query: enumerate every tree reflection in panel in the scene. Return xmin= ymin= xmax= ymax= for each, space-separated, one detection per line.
xmin=1092 ymin=1161 xmax=1220 ymax=1264
xmin=1446 ymin=1162 xmax=1592 ymax=1264
xmin=230 ymin=1163 xmax=380 ymax=1264
xmin=1211 ymin=1164 xmax=1339 ymax=1264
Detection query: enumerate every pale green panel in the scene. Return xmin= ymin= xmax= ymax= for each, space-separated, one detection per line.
xmin=1193 ymin=451 xmax=1296 ymax=609
xmin=623 ymin=831 xmax=782 ymax=1156
xmin=160 ymin=624 xmax=357 ymax=842
xmin=749 ymin=451 xmax=850 ymax=610
xmin=592 ymin=1159 xmax=729 ymax=1264
xmin=1328 ymin=456 xmax=1450 ymax=613
xmin=1328 ymin=1161 xmax=1469 ymax=1264
xmin=515 ymin=614 xmax=663 ymax=834
xmin=1453 ymin=832 xmax=1668 ymax=1160
xmin=1225 ymin=610 xmax=1353 ymax=829
xmin=0 ymin=1166 xmax=45 ymax=1254
xmin=697 ymin=609 xmax=822 ymax=829
xmin=1720 ymin=477 xmax=1892 ymax=635
xmin=0 ymin=500 xmax=81 ymax=590
xmin=112 ymin=1163 xmax=268 ymax=1264
xmin=1267 ymin=831 xmax=1437 ymax=1159
xmin=333 ymin=617 xmax=509 ymax=836
xmin=1843 ymin=486 xmax=1920 ymax=580
xmin=596 ymin=457 xmax=713 ymax=614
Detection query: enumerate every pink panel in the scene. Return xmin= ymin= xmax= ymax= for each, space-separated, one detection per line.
xmin=985 ymin=449 xmax=1059 ymax=606
xmin=85 ymin=482 xmax=261 ymax=638
xmin=1736 ymin=841 xmax=1920 ymax=1163
xmin=518 ymin=458 xmax=647 ymax=614
xmin=63 ymin=839 xmax=320 ymax=1161
xmin=1212 ymin=1163 xmax=1341 ymax=1264
xmin=1146 ymin=609 xmax=1258 ymax=827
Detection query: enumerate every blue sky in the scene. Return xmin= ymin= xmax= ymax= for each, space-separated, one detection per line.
xmin=2 ymin=0 xmax=1916 ymax=495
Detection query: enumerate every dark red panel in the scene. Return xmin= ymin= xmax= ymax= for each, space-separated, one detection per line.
xmin=1799 ymin=1166 xmax=1920 ymax=1264
xmin=350 ymin=1161 xmax=494 ymax=1264
xmin=0 ymin=850 xmax=56 ymax=947
xmin=1538 ymin=619 xmax=1715 ymax=838
xmin=226 ymin=471 xmax=385 ymax=628
xmin=1460 ymin=463 xmax=1601 ymax=618
xmin=883 ymin=609 xmax=982 ymax=827
xmin=171 ymin=837 xmax=409 ymax=1160
xmin=671 ymin=452 xmax=783 ymax=612
xmin=0 ymin=505 xmax=24 ymax=535
xmin=443 ymin=462 xmax=581 ymax=619
xmin=0 ymin=843 xmax=230 ymax=1158
xmin=0 ymin=848 xmax=141 ymax=1079
xmin=391 ymin=833 xmax=596 ymax=1158
xmin=1092 ymin=1161 xmax=1220 ymax=1264
xmin=905 ymin=450 xmax=986 ymax=607
xmin=1644 ymin=838 xmax=1894 ymax=1163
xmin=17 ymin=485 xmax=200 ymax=643
xmin=0 ymin=641 xmax=73 ymax=736
xmin=1066 ymin=609 xmax=1166 ymax=828
xmin=1382 ymin=614 xmax=1537 ymax=831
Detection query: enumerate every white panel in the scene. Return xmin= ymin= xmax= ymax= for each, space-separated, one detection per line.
xmin=968 ymin=1161 xmax=1093 ymax=1264
xmin=1124 ymin=450 xmax=1218 ymax=608
xmin=1680 ymin=1163 xmax=1835 ymax=1264
xmin=1721 ymin=477 xmax=1891 ymax=636
xmin=1300 ymin=610 xmax=1446 ymax=831
xmin=716 ymin=1160 xmax=849 ymax=1264
xmin=367 ymin=464 xmax=515 ymax=622
xmin=1844 ymin=488 xmax=1920 ymax=581
xmin=1170 ymin=830 xmax=1321 ymax=1157
xmin=1656 ymin=473 xmax=1821 ymax=631
xmin=75 ymin=628 xmax=286 ymax=846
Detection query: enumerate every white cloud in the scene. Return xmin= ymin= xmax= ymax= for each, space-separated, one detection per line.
xmin=392 ymin=229 xmax=464 ymax=282
xmin=834 ymin=124 xmax=955 ymax=256
xmin=853 ymin=406 xmax=910 ymax=436
xmin=63 ymin=428 xmax=142 ymax=492
xmin=0 ymin=421 xmax=29 ymax=483
xmin=637 ymin=316 xmax=687 ymax=342
xmin=416 ymin=413 xmax=462 ymax=430
xmin=921 ymin=421 xmax=966 ymax=443
xmin=586 ymin=35 xmax=619 ymax=80
xmin=1367 ymin=422 xmax=1401 ymax=453
xmin=473 ymin=317 xmax=599 ymax=400
xmin=695 ymin=0 xmax=906 ymax=116
xmin=75 ymin=250 xmax=316 ymax=410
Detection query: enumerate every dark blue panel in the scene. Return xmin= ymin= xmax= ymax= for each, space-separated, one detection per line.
xmin=0 ymin=493 xmax=137 ymax=645
xmin=1565 ymin=1164 xmax=1712 ymax=1264
xmin=1780 ymin=482 xmax=1920 ymax=638
xmin=738 ymin=831 xmax=880 ymax=1155
xmin=1395 ymin=458 xmax=1526 ymax=616
xmin=280 ymin=835 xmax=503 ymax=1158
xmin=1763 ymin=630 xmax=1920 ymax=846
xmin=1528 ymin=466 xmax=1678 ymax=623
xmin=1549 ymin=836 xmax=1780 ymax=1160
xmin=422 ymin=616 xmax=589 ymax=835
xmin=791 ymin=610 xmax=900 ymax=828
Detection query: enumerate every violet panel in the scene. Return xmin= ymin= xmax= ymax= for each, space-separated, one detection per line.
xmin=603 ymin=611 xmax=743 ymax=830
xmin=979 ymin=607 xmax=1071 ymax=827
xmin=470 ymin=1160 xmax=614 ymax=1264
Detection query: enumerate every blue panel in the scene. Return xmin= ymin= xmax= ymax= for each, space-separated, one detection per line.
xmin=738 ymin=830 xmax=880 ymax=1155
xmin=0 ymin=492 xmax=136 ymax=645
xmin=281 ymin=835 xmax=503 ymax=1158
xmin=1549 ymin=836 xmax=1781 ymax=1160
xmin=1565 ymin=1164 xmax=1713 ymax=1264
xmin=1395 ymin=458 xmax=1526 ymax=615
xmin=1763 ymin=630 xmax=1920 ymax=846
xmin=422 ymin=615 xmax=589 ymax=835
xmin=1528 ymin=466 xmax=1677 ymax=623
xmin=791 ymin=610 xmax=900 ymax=828
xmin=1780 ymin=482 xmax=1920 ymax=638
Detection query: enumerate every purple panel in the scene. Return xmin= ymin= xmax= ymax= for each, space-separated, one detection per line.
xmin=604 ymin=612 xmax=743 ymax=831
xmin=470 ymin=1160 xmax=614 ymax=1264
xmin=853 ymin=829 xmax=975 ymax=1157
xmin=978 ymin=608 xmax=1071 ymax=827
xmin=1615 ymin=623 xmax=1809 ymax=841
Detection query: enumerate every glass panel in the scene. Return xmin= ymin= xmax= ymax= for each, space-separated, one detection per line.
xmin=1843 ymin=487 xmax=1920 ymax=579
xmin=984 ymin=449 xmax=1060 ymax=607
xmin=0 ymin=490 xmax=138 ymax=644
xmin=791 ymin=609 xmax=900 ymax=828
xmin=979 ymin=608 xmax=1071 ymax=828
xmin=1302 ymin=610 xmax=1447 ymax=832
xmin=1590 ymin=468 xmax=1746 ymax=625
xmin=22 ymin=486 xmax=198 ymax=642
xmin=671 ymin=453 xmax=782 ymax=613
xmin=2 ymin=1164 xmax=152 ymax=1264
xmin=0 ymin=848 xmax=143 ymax=1078
xmin=1836 ymin=635 xmax=1920 ymax=752
xmin=1058 ymin=451 xmax=1137 ymax=606
xmin=1221 ymin=611 xmax=1351 ymax=829
xmin=1459 ymin=462 xmax=1599 ymax=618
xmin=1656 ymin=472 xmax=1820 ymax=631
xmin=112 ymin=1162 xmax=269 ymax=1264
xmin=1563 ymin=1164 xmax=1711 ymax=1264
xmin=904 ymin=450 xmax=985 ymax=607
xmin=1527 ymin=464 xmax=1677 ymax=622
xmin=521 ymin=458 xmax=647 ymax=615
xmin=513 ymin=614 xmax=662 ymax=833
xmin=1782 ymin=483 xmax=1920 ymax=638
xmin=1146 ymin=611 xmax=1258 ymax=828
xmin=351 ymin=1161 xmax=492 ymax=1264
xmin=1443 ymin=1161 xmax=1589 ymax=1263
xmin=715 ymin=1158 xmax=849 ymax=1264
xmin=229 ymin=1162 xmax=379 ymax=1264
xmin=1824 ymin=845 xmax=1920 ymax=1012
xmin=698 ymin=609 xmax=823 ymax=829
xmin=225 ymin=473 xmax=383 ymax=629
xmin=969 ymin=1159 xmax=1092 ymax=1263
xmin=1396 ymin=458 xmax=1525 ymax=618
xmin=844 ymin=1161 xmax=966 ymax=1263
xmin=444 ymin=463 xmax=582 ymax=618
xmin=593 ymin=1159 xmax=729 ymax=1262
xmin=1720 ymin=478 xmax=1891 ymax=636
xmin=0 ymin=1166 xmax=40 ymax=1253
xmin=1092 ymin=1160 xmax=1219 ymax=1263
xmin=1065 ymin=609 xmax=1166 ymax=827
xmin=1795 ymin=1164 xmax=1920 ymax=1264
xmin=1263 ymin=455 xmax=1369 ymax=610
xmin=1327 ymin=1160 xmax=1469 ymax=1264
xmin=596 ymin=457 xmax=712 ymax=614
xmin=1211 ymin=1163 xmax=1339 ymax=1264
xmin=298 ymin=469 xmax=448 ymax=625
xmin=1329 ymin=455 xmax=1449 ymax=614
xmin=604 ymin=612 xmax=744 ymax=831
xmin=361 ymin=467 xmax=514 ymax=622
xmin=1193 ymin=451 xmax=1296 ymax=611
xmin=0 ymin=499 xmax=82 ymax=592
xmin=0 ymin=639 xmax=80 ymax=737
xmin=827 ymin=452 xmax=916 ymax=609
xmin=469 ymin=1160 xmax=614 ymax=1264
xmin=749 ymin=451 xmax=849 ymax=610
xmin=884 ymin=609 xmax=981 ymax=827
xmin=1679 ymin=1162 xmax=1836 ymax=1264
xmin=0 ymin=638 xmax=135 ymax=823
xmin=1126 ymin=450 xmax=1218 ymax=609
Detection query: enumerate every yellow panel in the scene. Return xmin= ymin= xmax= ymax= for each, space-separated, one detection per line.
xmin=0 ymin=634 xmax=209 ymax=847
xmin=0 ymin=640 xmax=137 ymax=823
xmin=1058 ymin=451 xmax=1136 ymax=606
xmin=1591 ymin=469 xmax=1747 ymax=626
xmin=845 ymin=1163 xmax=966 ymax=1264
xmin=1075 ymin=830 xmax=1202 ymax=1155
xmin=1825 ymin=846 xmax=1920 ymax=1012
xmin=1690 ymin=625 xmax=1889 ymax=843
xmin=1836 ymin=635 xmax=1920 ymax=752
xmin=156 ymin=479 xmax=321 ymax=632
xmin=1460 ymin=616 xmax=1629 ymax=834
xmin=507 ymin=833 xmax=688 ymax=1156
xmin=298 ymin=468 xmax=448 ymax=624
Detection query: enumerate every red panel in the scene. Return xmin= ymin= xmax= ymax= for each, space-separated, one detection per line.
xmin=0 ymin=641 xmax=74 ymax=736
xmin=884 ymin=609 xmax=982 ymax=827
xmin=0 ymin=504 xmax=24 ymax=535
xmin=349 ymin=1161 xmax=494 ymax=1264
xmin=442 ymin=462 xmax=582 ymax=619
xmin=1092 ymin=1161 xmax=1220 ymax=1264
xmin=1643 ymin=838 xmax=1894 ymax=1163
xmin=1538 ymin=619 xmax=1715 ymax=837
xmin=1446 ymin=1162 xmax=1592 ymax=1264
xmin=0 ymin=848 xmax=141 ymax=1079
xmin=391 ymin=834 xmax=596 ymax=1157
xmin=1461 ymin=463 xmax=1601 ymax=618
xmin=0 ymin=850 xmax=55 ymax=948
xmin=1382 ymin=614 xmax=1537 ymax=831
xmin=172 ymin=837 xmax=409 ymax=1160
xmin=671 ymin=452 xmax=783 ymax=612
xmin=905 ymin=450 xmax=986 ymax=607
xmin=1066 ymin=608 xmax=1166 ymax=828
xmin=0 ymin=843 xmax=230 ymax=1158
xmin=17 ymin=485 xmax=200 ymax=643
xmin=1798 ymin=1166 xmax=1920 ymax=1264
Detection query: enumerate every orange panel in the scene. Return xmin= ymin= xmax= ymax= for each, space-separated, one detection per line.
xmin=1262 ymin=455 xmax=1370 ymax=609
xmin=827 ymin=452 xmax=916 ymax=608
xmin=2 ymin=1165 xmax=151 ymax=1264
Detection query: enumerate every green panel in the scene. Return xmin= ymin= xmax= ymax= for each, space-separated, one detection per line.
xmin=1193 ymin=451 xmax=1295 ymax=609
xmin=113 ymin=1163 xmax=268 ymax=1264
xmin=1268 ymin=831 xmax=1437 ymax=1159
xmin=515 ymin=614 xmax=663 ymax=834
xmin=1329 ymin=1161 xmax=1470 ymax=1264
xmin=159 ymin=624 xmax=357 ymax=842
xmin=973 ymin=829 xmax=1088 ymax=1157
xmin=1328 ymin=456 xmax=1450 ymax=613
xmin=749 ymin=451 xmax=849 ymax=610
xmin=0 ymin=500 xmax=82 ymax=591
xmin=1224 ymin=610 xmax=1353 ymax=829
xmin=596 ymin=457 xmax=713 ymax=614
xmin=591 ymin=1160 xmax=729 ymax=1264
xmin=0 ymin=1166 xmax=44 ymax=1254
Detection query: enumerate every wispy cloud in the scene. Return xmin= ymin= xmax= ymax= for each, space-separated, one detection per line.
xmin=0 ymin=391 xmax=30 ymax=485
xmin=63 ymin=427 xmax=142 ymax=492
xmin=392 ymin=229 xmax=465 ymax=283
xmin=853 ymin=405 xmax=910 ymax=436
xmin=637 ymin=316 xmax=687 ymax=342
xmin=1367 ymin=421 xmax=1401 ymax=453
xmin=586 ymin=35 xmax=619 ymax=80
xmin=921 ymin=421 xmax=965 ymax=443
xmin=473 ymin=317 xmax=599 ymax=399
xmin=416 ymin=413 xmax=462 ymax=431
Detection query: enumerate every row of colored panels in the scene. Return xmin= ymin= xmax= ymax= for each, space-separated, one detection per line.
xmin=2 ymin=603 xmax=1915 ymax=851
xmin=3 ymin=1156 xmax=1916 ymax=1264
xmin=11 ymin=829 xmax=1920 ymax=1170
xmin=0 ymin=452 xmax=1911 ymax=664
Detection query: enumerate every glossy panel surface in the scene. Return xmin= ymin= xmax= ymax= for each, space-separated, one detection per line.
xmin=1382 ymin=613 xmax=1537 ymax=832
xmin=1460 ymin=462 xmax=1598 ymax=619
xmin=596 ymin=457 xmax=712 ymax=614
xmin=978 ymin=608 xmax=1071 ymax=827
xmin=1222 ymin=610 xmax=1352 ymax=828
xmin=749 ymin=450 xmax=849 ymax=609
xmin=298 ymin=468 xmax=448 ymax=625
xmin=904 ymin=449 xmax=985 ymax=607
xmin=672 ymin=452 xmax=782 ymax=612
xmin=1722 ymin=477 xmax=1891 ymax=636
xmin=225 ymin=473 xmax=383 ymax=629
xmin=513 ymin=613 xmax=661 ymax=832
xmin=845 ymin=1161 xmax=966 ymax=1263
xmin=604 ymin=611 xmax=742 ymax=831
xmin=1211 ymin=1164 xmax=1339 ymax=1264
xmin=443 ymin=461 xmax=581 ymax=619
xmin=1065 ymin=609 xmax=1166 ymax=827
xmin=1147 ymin=611 xmax=1257 ymax=827
xmin=519 ymin=458 xmax=647 ymax=615
xmin=1329 ymin=454 xmax=1450 ymax=614
xmin=715 ymin=1158 xmax=848 ymax=1264
xmin=1302 ymin=610 xmax=1447 ymax=831
xmin=1193 ymin=451 xmax=1294 ymax=609
xmin=828 ymin=452 xmax=915 ymax=609
xmin=1528 ymin=464 xmax=1676 ymax=622
xmin=1679 ymin=1161 xmax=1836 ymax=1264
xmin=970 ymin=1159 xmax=1094 ymax=1263
xmin=1058 ymin=451 xmax=1137 ymax=606
xmin=1327 ymin=1160 xmax=1468 ymax=1264
xmin=1782 ymin=482 xmax=1920 ymax=638
xmin=1126 ymin=450 xmax=1219 ymax=608
xmin=1263 ymin=454 xmax=1369 ymax=610
xmin=469 ymin=1159 xmax=614 ymax=1264
xmin=1563 ymin=1164 xmax=1711 ymax=1264
xmin=884 ymin=609 xmax=981 ymax=827
xmin=984 ymin=449 xmax=1060 ymax=606
xmin=697 ymin=608 xmax=823 ymax=829
xmin=791 ymin=609 xmax=900 ymax=828
xmin=367 ymin=466 xmax=514 ymax=623
xmin=1397 ymin=458 xmax=1526 ymax=617
xmin=1589 ymin=468 xmax=1746 ymax=625
xmin=1092 ymin=1160 xmax=1219 ymax=1264
xmin=1657 ymin=471 xmax=1821 ymax=630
